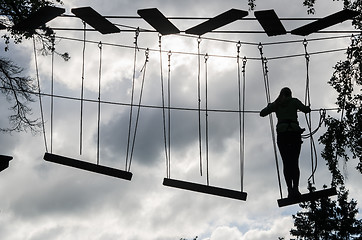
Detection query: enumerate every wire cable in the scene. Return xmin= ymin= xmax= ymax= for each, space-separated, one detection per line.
xmin=128 ymin=48 xmax=149 ymax=172
xmin=125 ymin=29 xmax=139 ymax=171
xmin=159 ymin=35 xmax=170 ymax=178
xmin=33 ymin=38 xmax=48 ymax=153
xmin=197 ymin=37 xmax=203 ymax=177
xmin=79 ymin=21 xmax=86 ymax=155
xmin=97 ymin=41 xmax=102 ymax=165
xmin=259 ymin=43 xmax=283 ymax=199
xmin=204 ymin=53 xmax=210 ymax=185
xmin=50 ymin=36 xmax=55 ymax=153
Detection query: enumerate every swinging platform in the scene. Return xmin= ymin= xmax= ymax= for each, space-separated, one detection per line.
xmin=277 ymin=187 xmax=337 ymax=207
xmin=163 ymin=178 xmax=247 ymax=201
xmin=44 ymin=153 xmax=132 ymax=180
xmin=0 ymin=155 xmax=13 ymax=172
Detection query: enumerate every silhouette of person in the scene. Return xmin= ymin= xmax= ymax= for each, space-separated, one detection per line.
xmin=260 ymin=87 xmax=311 ymax=198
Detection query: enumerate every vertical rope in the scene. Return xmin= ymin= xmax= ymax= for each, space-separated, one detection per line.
xmin=303 ymin=39 xmax=317 ymax=184
xmin=197 ymin=37 xmax=203 ymax=176
xmin=236 ymin=41 xmax=245 ymax=192
xmin=167 ymin=50 xmax=172 ymax=178
xmin=80 ymin=21 xmax=86 ymax=155
xmin=204 ymin=53 xmax=210 ymax=186
xmin=125 ymin=28 xmax=139 ymax=171
xmin=258 ymin=43 xmax=283 ymax=199
xmin=33 ymin=38 xmax=48 ymax=153
xmin=128 ymin=48 xmax=149 ymax=172
xmin=159 ymin=35 xmax=170 ymax=178
xmin=50 ymin=35 xmax=55 ymax=153
xmin=97 ymin=42 xmax=102 ymax=165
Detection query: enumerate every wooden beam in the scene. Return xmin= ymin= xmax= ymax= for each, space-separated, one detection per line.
xmin=291 ymin=9 xmax=359 ymax=36
xmin=254 ymin=10 xmax=286 ymax=36
xmin=0 ymin=155 xmax=13 ymax=172
xmin=137 ymin=8 xmax=180 ymax=35
xmin=12 ymin=6 xmax=65 ymax=31
xmin=185 ymin=9 xmax=248 ymax=36
xmin=71 ymin=7 xmax=120 ymax=34
xmin=44 ymin=153 xmax=132 ymax=180
xmin=277 ymin=187 xmax=337 ymax=207
xmin=163 ymin=178 xmax=247 ymax=201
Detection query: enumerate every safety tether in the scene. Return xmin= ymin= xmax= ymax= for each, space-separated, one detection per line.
xmin=258 ymin=43 xmax=283 ymax=199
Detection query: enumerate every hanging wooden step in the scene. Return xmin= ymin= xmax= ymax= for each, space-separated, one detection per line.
xmin=44 ymin=153 xmax=132 ymax=180
xmin=163 ymin=178 xmax=247 ymax=201
xmin=0 ymin=155 xmax=13 ymax=172
xmin=277 ymin=187 xmax=337 ymax=207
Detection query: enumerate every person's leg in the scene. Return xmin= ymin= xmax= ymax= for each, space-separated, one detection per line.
xmin=289 ymin=132 xmax=302 ymax=196
xmin=277 ymin=132 xmax=293 ymax=197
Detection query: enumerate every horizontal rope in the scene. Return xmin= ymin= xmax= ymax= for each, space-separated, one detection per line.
xmin=0 ymin=86 xmax=339 ymax=114
xmin=53 ymin=35 xmax=353 ymax=61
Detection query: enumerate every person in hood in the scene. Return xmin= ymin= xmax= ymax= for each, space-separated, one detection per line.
xmin=260 ymin=87 xmax=311 ymax=198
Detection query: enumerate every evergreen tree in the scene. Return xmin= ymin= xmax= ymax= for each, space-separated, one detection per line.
xmin=291 ymin=185 xmax=362 ymax=239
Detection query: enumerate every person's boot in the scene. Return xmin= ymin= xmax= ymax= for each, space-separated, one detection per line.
xmin=287 ymin=187 xmax=294 ymax=198
xmin=293 ymin=186 xmax=301 ymax=197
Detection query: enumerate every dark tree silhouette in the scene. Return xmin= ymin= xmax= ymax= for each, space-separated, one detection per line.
xmin=291 ymin=185 xmax=362 ymax=239
xmin=0 ymin=0 xmax=68 ymax=133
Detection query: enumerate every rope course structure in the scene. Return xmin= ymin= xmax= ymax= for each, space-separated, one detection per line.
xmin=4 ymin=5 xmax=358 ymax=205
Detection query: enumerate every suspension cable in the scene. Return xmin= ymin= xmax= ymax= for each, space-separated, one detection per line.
xmin=159 ymin=35 xmax=170 ymax=178
xmin=167 ymin=50 xmax=172 ymax=178
xmin=50 ymin=35 xmax=55 ymax=153
xmin=197 ymin=37 xmax=203 ymax=177
xmin=125 ymin=28 xmax=139 ymax=171
xmin=303 ymin=39 xmax=318 ymax=184
xmin=128 ymin=48 xmax=149 ymax=172
xmin=258 ymin=43 xmax=283 ymax=199
xmin=204 ymin=53 xmax=210 ymax=185
xmin=33 ymin=38 xmax=48 ymax=153
xmin=79 ymin=21 xmax=86 ymax=155
xmin=237 ymin=41 xmax=246 ymax=192
xmin=96 ymin=41 xmax=102 ymax=165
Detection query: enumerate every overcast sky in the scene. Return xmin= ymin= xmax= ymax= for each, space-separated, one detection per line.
xmin=1 ymin=0 xmax=361 ymax=239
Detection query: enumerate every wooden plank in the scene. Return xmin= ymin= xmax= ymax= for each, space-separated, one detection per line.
xmin=185 ymin=9 xmax=248 ymax=36
xmin=277 ymin=187 xmax=337 ymax=207
xmin=291 ymin=9 xmax=359 ymax=36
xmin=0 ymin=155 xmax=13 ymax=172
xmin=163 ymin=178 xmax=247 ymax=201
xmin=12 ymin=6 xmax=65 ymax=31
xmin=71 ymin=7 xmax=120 ymax=34
xmin=44 ymin=153 xmax=132 ymax=180
xmin=254 ymin=10 xmax=286 ymax=36
xmin=137 ymin=8 xmax=180 ymax=35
